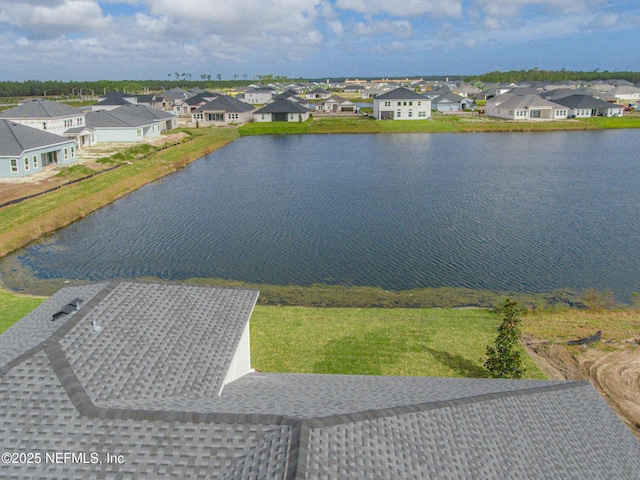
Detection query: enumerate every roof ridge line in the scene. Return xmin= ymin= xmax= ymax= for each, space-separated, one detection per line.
xmin=302 ymin=381 xmax=589 ymax=430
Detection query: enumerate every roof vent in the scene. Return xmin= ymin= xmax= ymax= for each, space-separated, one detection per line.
xmin=51 ymin=298 xmax=83 ymax=321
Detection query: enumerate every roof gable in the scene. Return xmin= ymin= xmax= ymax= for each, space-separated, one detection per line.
xmin=255 ymin=99 xmax=309 ymax=114
xmin=195 ymin=95 xmax=255 ymax=113
xmin=376 ymin=87 xmax=427 ymax=101
xmin=0 ymin=98 xmax=82 ymax=120
xmin=0 ymin=119 xmax=75 ymax=157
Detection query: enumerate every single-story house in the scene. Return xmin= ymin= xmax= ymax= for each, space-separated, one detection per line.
xmin=135 ymin=94 xmax=171 ymax=111
xmin=315 ymin=95 xmax=357 ymax=113
xmin=551 ymin=94 xmax=624 ymax=118
xmin=0 ymin=98 xmax=94 ymax=147
xmin=361 ymin=87 xmax=388 ymax=98
xmin=110 ymin=104 xmax=178 ymax=131
xmin=253 ymin=99 xmax=310 ymax=122
xmin=85 ymin=110 xmax=163 ymax=142
xmin=1 ymin=279 xmax=638 ymax=479
xmin=305 ymin=87 xmax=331 ymax=99
xmin=431 ymin=92 xmax=474 ymax=112
xmin=0 ymin=119 xmax=78 ymax=177
xmin=192 ymin=95 xmax=255 ymax=125
xmin=373 ymin=87 xmax=431 ymax=120
xmin=486 ymin=94 xmax=569 ymax=120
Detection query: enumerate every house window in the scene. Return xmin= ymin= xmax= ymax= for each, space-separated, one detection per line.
xmin=397 ymin=102 xmax=401 ymax=106
xmin=71 ymin=146 xmax=75 ymax=158
xmin=137 ymin=129 xmax=142 ymax=137
xmin=10 ymin=159 xmax=18 ymax=172
xmin=24 ymin=157 xmax=29 ymax=171
xmin=418 ymin=101 xmax=421 ymax=106
xmin=384 ymin=101 xmax=391 ymax=107
xmin=33 ymin=155 xmax=38 ymax=169
xmin=418 ymin=111 xmax=427 ymax=117
xmin=408 ymin=109 xmax=413 ymax=117
xmin=64 ymin=148 xmax=68 ymax=160
xmin=397 ymin=110 xmax=401 ymax=118
xmin=42 ymin=121 xmax=47 ymax=130
xmin=409 ymin=101 xmax=413 ymax=106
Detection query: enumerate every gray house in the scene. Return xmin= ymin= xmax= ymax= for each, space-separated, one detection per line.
xmin=85 ymin=110 xmax=163 ymax=142
xmin=192 ymin=95 xmax=255 ymax=125
xmin=1 ymin=279 xmax=638 ymax=479
xmin=253 ymin=99 xmax=310 ymax=122
xmin=552 ymin=94 xmax=625 ymax=118
xmin=0 ymin=119 xmax=78 ymax=177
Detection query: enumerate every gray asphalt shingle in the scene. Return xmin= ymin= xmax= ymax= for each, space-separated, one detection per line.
xmin=1 ymin=279 xmax=638 ymax=479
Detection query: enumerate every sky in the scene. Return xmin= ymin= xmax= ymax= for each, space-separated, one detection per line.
xmin=1 ymin=0 xmax=639 ymax=81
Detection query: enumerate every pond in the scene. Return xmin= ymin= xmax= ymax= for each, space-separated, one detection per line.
xmin=3 ymin=130 xmax=640 ymax=301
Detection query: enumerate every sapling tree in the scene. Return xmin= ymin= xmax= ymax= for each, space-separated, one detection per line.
xmin=485 ymin=299 xmax=525 ymax=379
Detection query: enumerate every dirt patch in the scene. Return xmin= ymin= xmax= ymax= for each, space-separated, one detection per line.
xmin=524 ymin=336 xmax=640 ymax=440
xmin=0 ymin=132 xmax=188 ymax=205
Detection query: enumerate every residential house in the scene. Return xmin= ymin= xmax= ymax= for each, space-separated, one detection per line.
xmin=111 ymin=105 xmax=178 ymax=132
xmin=173 ymin=92 xmax=219 ymax=116
xmin=85 ymin=109 xmax=163 ymax=142
xmin=453 ymin=84 xmax=482 ymax=98
xmin=609 ymin=86 xmax=640 ymax=104
xmin=92 ymin=92 xmax=136 ymax=111
xmin=253 ymin=99 xmax=310 ymax=122
xmin=242 ymin=88 xmax=276 ymax=105
xmin=551 ymin=94 xmax=624 ymax=118
xmin=0 ymin=98 xmax=94 ymax=147
xmin=305 ymin=87 xmax=331 ymax=100
xmin=372 ymin=87 xmax=431 ymax=120
xmin=135 ymin=94 xmax=171 ymax=111
xmin=361 ymin=87 xmax=388 ymax=99
xmin=315 ymin=95 xmax=357 ymax=114
xmin=192 ymin=95 xmax=255 ymax=125
xmin=486 ymin=93 xmax=568 ymax=120
xmin=0 ymin=119 xmax=78 ymax=177
xmin=1 ymin=279 xmax=639 ymax=479
xmin=431 ymin=92 xmax=474 ymax=112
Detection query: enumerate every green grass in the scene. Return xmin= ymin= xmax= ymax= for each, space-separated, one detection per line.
xmin=0 ymin=290 xmax=45 ymax=334
xmin=250 ymin=306 xmax=546 ymax=379
xmin=239 ymin=113 xmax=640 ymax=137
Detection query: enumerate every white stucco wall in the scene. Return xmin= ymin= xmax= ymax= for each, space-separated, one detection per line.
xmin=220 ymin=320 xmax=253 ymax=395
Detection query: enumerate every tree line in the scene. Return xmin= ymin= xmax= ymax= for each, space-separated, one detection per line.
xmin=470 ymin=68 xmax=640 ymax=85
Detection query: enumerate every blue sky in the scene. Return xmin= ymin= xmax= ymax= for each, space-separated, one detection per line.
xmin=1 ymin=0 xmax=639 ymax=81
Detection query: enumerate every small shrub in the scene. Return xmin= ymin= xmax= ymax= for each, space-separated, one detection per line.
xmin=485 ymin=299 xmax=525 ymax=379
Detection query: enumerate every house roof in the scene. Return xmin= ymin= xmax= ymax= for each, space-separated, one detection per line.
xmin=491 ymin=93 xmax=561 ymax=110
xmin=0 ymin=98 xmax=82 ymax=119
xmin=552 ymin=94 xmax=624 ymax=109
xmin=254 ymin=99 xmax=309 ymax=114
xmin=1 ymin=279 xmax=639 ymax=479
xmin=85 ymin=110 xmax=159 ymax=129
xmin=94 ymin=92 xmax=135 ymax=107
xmin=194 ymin=95 xmax=255 ymax=114
xmin=432 ymin=92 xmax=466 ymax=104
xmin=375 ymin=87 xmax=427 ymax=101
xmin=0 ymin=119 xmax=75 ymax=157
xmin=111 ymin=104 xmax=178 ymax=121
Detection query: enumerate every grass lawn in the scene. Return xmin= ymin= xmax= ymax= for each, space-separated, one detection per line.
xmin=0 ymin=289 xmax=45 ymax=333
xmin=250 ymin=306 xmax=546 ymax=379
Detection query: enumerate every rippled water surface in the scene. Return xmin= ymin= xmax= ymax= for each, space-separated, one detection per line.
xmin=6 ymin=131 xmax=640 ymax=298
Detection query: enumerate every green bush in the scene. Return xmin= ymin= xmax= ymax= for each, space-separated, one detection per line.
xmin=485 ymin=299 xmax=525 ymax=379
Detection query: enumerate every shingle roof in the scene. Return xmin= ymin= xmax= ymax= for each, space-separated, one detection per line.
xmin=85 ymin=110 xmax=159 ymax=128
xmin=194 ymin=95 xmax=255 ymax=114
xmin=111 ymin=104 xmax=178 ymax=121
xmin=552 ymin=94 xmax=625 ymax=109
xmin=376 ymin=87 xmax=428 ymax=100
xmin=0 ymin=98 xmax=82 ymax=119
xmin=0 ymin=119 xmax=75 ymax=157
xmin=1 ymin=280 xmax=639 ymax=479
xmin=94 ymin=92 xmax=134 ymax=107
xmin=254 ymin=99 xmax=309 ymax=114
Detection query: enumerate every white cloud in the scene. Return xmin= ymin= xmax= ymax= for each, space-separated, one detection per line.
xmin=353 ymin=19 xmax=413 ymax=38
xmin=586 ymin=13 xmax=618 ymax=30
xmin=335 ymin=0 xmax=463 ymax=17
xmin=475 ymin=0 xmax=604 ymax=18
xmin=0 ymin=0 xmax=110 ymax=35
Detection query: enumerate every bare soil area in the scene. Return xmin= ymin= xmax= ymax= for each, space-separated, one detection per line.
xmin=0 ymin=132 xmax=188 ymax=206
xmin=524 ymin=336 xmax=640 ymax=440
